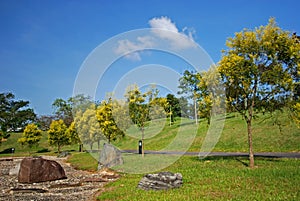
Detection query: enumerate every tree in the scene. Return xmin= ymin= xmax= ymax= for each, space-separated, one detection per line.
xmin=110 ymin=99 xmax=132 ymax=133
xmin=74 ymin=105 xmax=103 ymax=150
xmin=166 ymin=94 xmax=180 ymax=123
xmin=178 ymin=97 xmax=190 ymax=118
xmin=0 ymin=92 xmax=36 ymax=133
xmin=149 ymin=96 xmax=168 ymax=122
xmin=291 ymin=103 xmax=300 ymax=127
xmin=66 ymin=121 xmax=82 ymax=151
xmin=36 ymin=115 xmax=55 ymax=131
xmin=52 ymin=98 xmax=73 ymax=127
xmin=18 ymin=123 xmax=42 ymax=153
xmin=0 ymin=130 xmax=4 ymax=146
xmin=178 ymin=70 xmax=201 ymax=124
xmin=197 ymin=66 xmax=224 ymax=125
xmin=96 ymin=98 xmax=125 ymax=143
xmin=48 ymin=119 xmax=70 ymax=153
xmin=218 ymin=18 xmax=300 ymax=168
xmin=52 ymin=95 xmax=92 ymax=127
xmin=125 ymin=84 xmax=150 ymax=157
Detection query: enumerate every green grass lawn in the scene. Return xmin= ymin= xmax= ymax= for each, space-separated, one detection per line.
xmin=97 ymin=156 xmax=300 ymax=201
xmin=0 ymin=111 xmax=299 ymax=200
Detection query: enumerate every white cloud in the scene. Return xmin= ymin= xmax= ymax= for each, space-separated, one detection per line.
xmin=114 ymin=16 xmax=196 ymax=61
xmin=149 ymin=16 xmax=196 ymax=50
xmin=149 ymin=16 xmax=178 ymax=33
xmin=114 ymin=36 xmax=155 ymax=61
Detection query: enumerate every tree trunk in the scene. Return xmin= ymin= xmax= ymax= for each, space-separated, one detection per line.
xmin=247 ymin=119 xmax=255 ymax=168
xmin=247 ymin=80 xmax=257 ymax=168
xmin=79 ymin=144 xmax=83 ymax=152
xmin=58 ymin=143 xmax=61 ymax=154
xmin=169 ymin=106 xmax=172 ymax=126
xmin=142 ymin=127 xmax=145 ymax=158
xmin=194 ymin=96 xmax=198 ymax=124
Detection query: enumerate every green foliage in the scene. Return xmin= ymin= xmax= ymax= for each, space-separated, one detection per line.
xmin=66 ymin=121 xmax=80 ymax=144
xmin=165 ymin=94 xmax=179 ymax=123
xmin=0 ymin=92 xmax=36 ymax=133
xmin=0 ymin=130 xmax=3 ymax=145
xmin=290 ymin=102 xmax=300 ymax=127
xmin=18 ymin=123 xmax=42 ymax=150
xmin=96 ymin=99 xmax=125 ymax=143
xmin=52 ymin=94 xmax=92 ymax=127
xmin=178 ymin=68 xmax=224 ymax=125
xmin=178 ymin=70 xmax=201 ymax=123
xmin=36 ymin=115 xmax=55 ymax=131
xmin=52 ymin=98 xmax=73 ymax=126
xmin=74 ymin=104 xmax=103 ymax=150
xmin=47 ymin=119 xmax=70 ymax=153
xmin=125 ymin=84 xmax=149 ymax=127
xmin=219 ymin=18 xmax=299 ymax=116
xmin=110 ymin=99 xmax=132 ymax=133
xmin=218 ymin=18 xmax=300 ymax=167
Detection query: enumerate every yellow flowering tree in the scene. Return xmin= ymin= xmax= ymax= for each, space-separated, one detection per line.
xmin=18 ymin=123 xmax=42 ymax=151
xmin=74 ymin=105 xmax=103 ymax=150
xmin=48 ymin=119 xmax=70 ymax=153
xmin=96 ymin=98 xmax=125 ymax=144
xmin=218 ymin=18 xmax=300 ymax=168
xmin=66 ymin=121 xmax=82 ymax=151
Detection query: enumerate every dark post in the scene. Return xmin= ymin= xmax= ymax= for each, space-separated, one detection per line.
xmin=138 ymin=140 xmax=142 ymax=154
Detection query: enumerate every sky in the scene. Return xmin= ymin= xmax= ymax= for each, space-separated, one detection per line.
xmin=0 ymin=0 xmax=299 ymax=115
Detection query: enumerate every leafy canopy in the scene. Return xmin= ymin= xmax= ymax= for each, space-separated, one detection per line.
xmin=0 ymin=92 xmax=36 ymax=132
xmin=18 ymin=123 xmax=42 ymax=149
xmin=218 ymin=18 xmax=299 ymax=116
xmin=47 ymin=119 xmax=70 ymax=153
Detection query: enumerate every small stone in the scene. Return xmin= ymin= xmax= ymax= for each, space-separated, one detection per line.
xmin=137 ymin=172 xmax=183 ymax=190
xmin=57 ymin=151 xmax=70 ymax=158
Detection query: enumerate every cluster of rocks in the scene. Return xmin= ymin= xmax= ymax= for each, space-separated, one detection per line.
xmin=0 ymin=156 xmax=119 ymax=201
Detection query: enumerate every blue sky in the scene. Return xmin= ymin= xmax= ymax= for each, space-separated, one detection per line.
xmin=0 ymin=0 xmax=299 ymax=115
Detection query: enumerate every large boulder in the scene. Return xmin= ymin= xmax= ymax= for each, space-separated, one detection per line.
xmin=18 ymin=157 xmax=67 ymax=183
xmin=98 ymin=143 xmax=123 ymax=169
xmin=137 ymin=172 xmax=183 ymax=190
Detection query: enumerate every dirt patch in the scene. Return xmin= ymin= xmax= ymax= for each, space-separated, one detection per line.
xmin=0 ymin=156 xmax=119 ymax=201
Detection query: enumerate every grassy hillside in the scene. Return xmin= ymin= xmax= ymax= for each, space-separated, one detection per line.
xmin=0 ymin=111 xmax=299 ymax=157
xmin=0 ymin=131 xmax=78 ymax=157
xmin=113 ymin=111 xmax=299 ymax=153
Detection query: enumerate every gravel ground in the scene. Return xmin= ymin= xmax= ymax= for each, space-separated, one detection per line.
xmin=0 ymin=156 xmax=119 ymax=201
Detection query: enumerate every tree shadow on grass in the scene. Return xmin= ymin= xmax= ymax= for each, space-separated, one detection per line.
xmin=36 ymin=148 xmax=51 ymax=153
xmin=190 ymin=155 xmax=282 ymax=167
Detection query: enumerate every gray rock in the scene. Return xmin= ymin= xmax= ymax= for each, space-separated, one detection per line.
xmin=98 ymin=143 xmax=123 ymax=169
xmin=18 ymin=157 xmax=67 ymax=183
xmin=9 ymin=160 xmax=21 ymax=175
xmin=137 ymin=172 xmax=183 ymax=190
xmin=57 ymin=151 xmax=70 ymax=158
